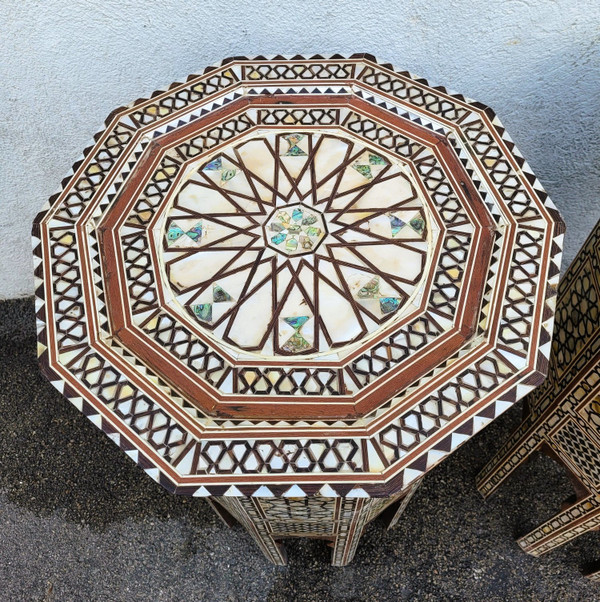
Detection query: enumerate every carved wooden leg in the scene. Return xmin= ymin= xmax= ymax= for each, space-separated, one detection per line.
xmin=209 ymin=493 xmax=422 ymax=567
xmin=331 ymin=498 xmax=369 ymax=567
xmin=516 ymin=495 xmax=600 ymax=556
xmin=206 ymin=497 xmax=238 ymax=528
xmin=209 ymin=497 xmax=288 ymax=566
xmin=476 ymin=415 xmax=544 ymax=498
xmin=383 ymin=478 xmax=422 ymax=531
xmin=584 ymin=563 xmax=600 ymax=582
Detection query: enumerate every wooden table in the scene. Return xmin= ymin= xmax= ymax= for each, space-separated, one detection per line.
xmin=32 ymin=54 xmax=564 ymax=565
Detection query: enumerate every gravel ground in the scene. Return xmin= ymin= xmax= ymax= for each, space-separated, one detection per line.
xmin=1 ymin=296 xmax=599 ymax=601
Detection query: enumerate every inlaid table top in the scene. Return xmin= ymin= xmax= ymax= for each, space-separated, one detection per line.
xmin=33 ymin=54 xmax=565 ymax=498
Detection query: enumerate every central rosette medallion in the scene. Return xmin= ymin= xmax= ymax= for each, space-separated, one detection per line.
xmin=264 ymin=204 xmax=327 ymax=256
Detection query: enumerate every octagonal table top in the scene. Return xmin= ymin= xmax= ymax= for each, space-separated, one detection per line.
xmin=32 ymin=54 xmax=564 ymax=498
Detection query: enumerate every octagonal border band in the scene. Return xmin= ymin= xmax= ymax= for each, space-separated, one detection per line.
xmin=98 ymin=95 xmax=494 ymax=419
xmin=32 ymin=54 xmax=565 ymax=497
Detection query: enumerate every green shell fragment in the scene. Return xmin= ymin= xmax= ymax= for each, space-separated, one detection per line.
xmin=284 ymin=316 xmax=310 ymax=331
xmin=221 ymin=168 xmax=237 ymax=182
xmin=281 ymin=332 xmax=311 ymax=353
xmin=357 ymin=277 xmax=380 ymax=299
xmin=191 ymin=303 xmax=212 ymax=322
xmin=409 ymin=217 xmax=425 ymax=235
xmin=203 ymin=157 xmax=222 ymax=171
xmin=186 ymin=222 xmax=203 ymax=242
xmin=283 ymin=134 xmax=307 ymax=156
xmin=285 ymin=237 xmax=298 ymax=251
xmin=369 ymin=153 xmax=386 ymax=165
xmin=213 ymin=285 xmax=233 ymax=303
xmin=353 ymin=164 xmax=373 ymax=180
xmin=167 ymin=225 xmax=185 ymax=245
xmin=380 ymin=297 xmax=400 ymax=314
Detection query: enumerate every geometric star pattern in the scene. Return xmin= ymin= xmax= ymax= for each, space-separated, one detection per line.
xmin=32 ymin=54 xmax=565 ymax=500
xmin=160 ymin=131 xmax=433 ymax=359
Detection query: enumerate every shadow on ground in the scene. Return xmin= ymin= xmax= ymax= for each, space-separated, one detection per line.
xmin=0 ymin=297 xmax=598 ymax=601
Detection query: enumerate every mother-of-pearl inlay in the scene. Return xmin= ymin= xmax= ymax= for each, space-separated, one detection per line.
xmin=158 ymin=129 xmax=438 ymax=359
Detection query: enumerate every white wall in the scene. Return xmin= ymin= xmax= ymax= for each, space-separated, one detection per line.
xmin=1 ymin=0 xmax=599 ymax=299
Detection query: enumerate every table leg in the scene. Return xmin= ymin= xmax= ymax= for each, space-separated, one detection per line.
xmin=584 ymin=563 xmax=600 ymax=582
xmin=517 ymin=495 xmax=600 ymax=556
xmin=208 ymin=497 xmax=288 ymax=566
xmin=207 ymin=489 xmax=423 ymax=567
xmin=206 ymin=497 xmax=238 ymax=528
xmin=330 ymin=498 xmax=370 ymax=567
xmin=476 ymin=416 xmax=543 ymax=498
xmin=383 ymin=478 xmax=422 ymax=531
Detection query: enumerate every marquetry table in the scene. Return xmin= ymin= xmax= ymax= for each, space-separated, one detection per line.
xmin=32 ymin=54 xmax=565 ymax=566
